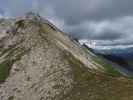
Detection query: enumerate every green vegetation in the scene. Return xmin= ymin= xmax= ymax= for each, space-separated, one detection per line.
xmin=0 ymin=60 xmax=13 ymax=83
xmin=83 ymin=46 xmax=122 ymax=76
xmin=8 ymin=96 xmax=14 ymax=100
xmin=0 ymin=46 xmax=29 ymax=83
xmin=91 ymin=55 xmax=121 ymax=76
xmin=15 ymin=20 xmax=25 ymax=29
xmin=63 ymin=48 xmax=133 ymax=100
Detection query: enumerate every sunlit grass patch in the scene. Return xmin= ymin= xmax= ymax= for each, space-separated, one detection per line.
xmin=0 ymin=60 xmax=13 ymax=83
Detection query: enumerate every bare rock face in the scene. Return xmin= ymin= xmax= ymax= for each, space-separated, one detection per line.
xmin=0 ymin=14 xmax=73 ymax=100
xmin=0 ymin=13 xmax=133 ymax=100
xmin=0 ymin=13 xmax=91 ymax=100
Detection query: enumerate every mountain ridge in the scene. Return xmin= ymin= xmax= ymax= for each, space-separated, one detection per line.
xmin=0 ymin=13 xmax=133 ymax=100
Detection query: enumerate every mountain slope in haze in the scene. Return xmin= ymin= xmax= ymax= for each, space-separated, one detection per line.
xmin=90 ymin=46 xmax=133 ymax=76
xmin=0 ymin=13 xmax=133 ymax=100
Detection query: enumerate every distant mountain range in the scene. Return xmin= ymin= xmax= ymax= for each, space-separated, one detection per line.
xmin=91 ymin=46 xmax=133 ymax=73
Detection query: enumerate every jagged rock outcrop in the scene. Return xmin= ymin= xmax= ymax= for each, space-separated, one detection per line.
xmin=0 ymin=13 xmax=133 ymax=100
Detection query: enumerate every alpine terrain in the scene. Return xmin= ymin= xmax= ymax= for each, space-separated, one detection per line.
xmin=0 ymin=13 xmax=133 ymax=100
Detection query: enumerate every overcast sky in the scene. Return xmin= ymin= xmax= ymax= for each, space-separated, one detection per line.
xmin=0 ymin=0 xmax=133 ymax=48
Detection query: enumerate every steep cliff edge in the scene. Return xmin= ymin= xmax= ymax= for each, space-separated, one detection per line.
xmin=0 ymin=13 xmax=133 ymax=100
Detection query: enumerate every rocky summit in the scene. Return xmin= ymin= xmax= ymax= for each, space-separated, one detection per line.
xmin=0 ymin=13 xmax=133 ymax=100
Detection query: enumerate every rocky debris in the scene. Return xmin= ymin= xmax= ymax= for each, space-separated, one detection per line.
xmin=0 ymin=13 xmax=133 ymax=100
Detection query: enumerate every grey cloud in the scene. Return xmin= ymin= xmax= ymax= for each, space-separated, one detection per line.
xmin=91 ymin=30 xmax=124 ymax=40
xmin=7 ymin=0 xmax=32 ymax=17
xmin=67 ymin=26 xmax=124 ymax=40
xmin=1 ymin=0 xmax=133 ymax=46
xmin=49 ymin=0 xmax=133 ymax=25
xmin=3 ymin=0 xmax=133 ymax=24
xmin=45 ymin=0 xmax=133 ymax=46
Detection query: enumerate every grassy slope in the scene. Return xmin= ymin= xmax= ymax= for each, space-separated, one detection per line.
xmin=1 ymin=18 xmax=133 ymax=99
xmin=83 ymin=47 xmax=122 ymax=76
xmin=0 ymin=46 xmax=29 ymax=83
xmin=41 ymin=23 xmax=133 ymax=99
xmin=63 ymin=50 xmax=133 ymax=100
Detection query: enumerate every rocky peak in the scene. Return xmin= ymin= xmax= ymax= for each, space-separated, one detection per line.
xmin=24 ymin=12 xmax=41 ymax=21
xmin=0 ymin=13 xmax=133 ymax=100
xmin=0 ymin=13 xmax=96 ymax=100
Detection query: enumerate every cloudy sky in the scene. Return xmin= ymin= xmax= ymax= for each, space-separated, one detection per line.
xmin=0 ymin=0 xmax=133 ymax=49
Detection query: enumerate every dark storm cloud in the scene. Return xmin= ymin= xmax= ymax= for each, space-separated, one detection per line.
xmin=1 ymin=0 xmax=133 ymax=46
xmin=5 ymin=0 xmax=133 ymax=25
xmin=68 ymin=26 xmax=124 ymax=40
xmin=42 ymin=0 xmax=133 ymax=46
xmin=91 ymin=30 xmax=123 ymax=40
xmin=48 ymin=0 xmax=133 ymax=25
